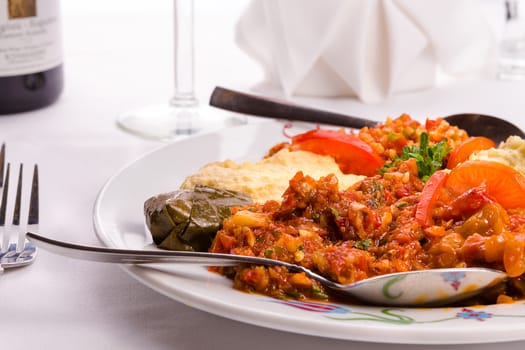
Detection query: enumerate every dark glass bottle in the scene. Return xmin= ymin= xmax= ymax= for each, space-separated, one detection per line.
xmin=0 ymin=0 xmax=63 ymax=115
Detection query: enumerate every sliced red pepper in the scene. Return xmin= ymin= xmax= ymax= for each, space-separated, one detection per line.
xmin=415 ymin=170 xmax=449 ymax=227
xmin=291 ymin=129 xmax=384 ymax=176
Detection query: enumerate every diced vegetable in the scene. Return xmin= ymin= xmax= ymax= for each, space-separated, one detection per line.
xmin=504 ymin=235 xmax=525 ymax=277
xmin=457 ymin=203 xmax=507 ymax=237
xmin=230 ymin=210 xmax=269 ymax=228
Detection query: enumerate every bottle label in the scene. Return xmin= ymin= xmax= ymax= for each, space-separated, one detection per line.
xmin=0 ymin=0 xmax=62 ymax=77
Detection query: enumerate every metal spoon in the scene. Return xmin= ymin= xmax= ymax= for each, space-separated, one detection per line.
xmin=210 ymin=87 xmax=525 ymax=144
xmin=26 ymin=232 xmax=506 ymax=307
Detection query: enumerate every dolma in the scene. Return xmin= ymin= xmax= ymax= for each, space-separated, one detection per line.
xmin=144 ymin=185 xmax=252 ymax=251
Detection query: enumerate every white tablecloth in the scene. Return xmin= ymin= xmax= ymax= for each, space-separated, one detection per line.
xmin=2 ymin=1 xmax=525 ymax=349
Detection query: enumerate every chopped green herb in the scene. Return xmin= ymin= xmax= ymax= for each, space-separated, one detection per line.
xmin=355 ymin=238 xmax=372 ymax=251
xmin=379 ymin=132 xmax=450 ymax=181
xmin=330 ymin=207 xmax=340 ymax=217
xmin=395 ymin=201 xmax=408 ymax=208
xmin=286 ymin=291 xmax=302 ymax=298
xmin=311 ymin=285 xmax=329 ymax=299
xmin=387 ymin=132 xmax=399 ymax=142
xmin=264 ymin=249 xmax=273 ymax=258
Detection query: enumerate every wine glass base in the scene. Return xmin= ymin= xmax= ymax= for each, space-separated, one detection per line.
xmin=117 ymin=104 xmax=246 ymax=141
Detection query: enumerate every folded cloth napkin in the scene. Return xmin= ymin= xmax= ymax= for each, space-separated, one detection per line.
xmin=236 ymin=0 xmax=499 ymax=103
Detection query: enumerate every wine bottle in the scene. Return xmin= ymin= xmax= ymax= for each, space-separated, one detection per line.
xmin=0 ymin=0 xmax=63 ymax=114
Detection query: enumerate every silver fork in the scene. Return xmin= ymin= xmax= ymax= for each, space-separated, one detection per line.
xmin=0 ymin=143 xmax=39 ymax=272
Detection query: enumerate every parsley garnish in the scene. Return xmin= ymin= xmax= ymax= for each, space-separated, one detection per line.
xmin=380 ymin=132 xmax=450 ymax=181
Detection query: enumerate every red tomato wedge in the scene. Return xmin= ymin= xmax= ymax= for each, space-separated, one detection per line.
xmin=291 ymin=129 xmax=384 ymax=176
xmin=445 ymin=160 xmax=525 ymax=209
xmin=447 ymin=136 xmax=496 ymax=169
xmin=415 ymin=170 xmax=449 ymax=227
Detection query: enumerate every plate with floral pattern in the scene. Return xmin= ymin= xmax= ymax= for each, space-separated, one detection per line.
xmin=93 ymin=121 xmax=525 ymax=344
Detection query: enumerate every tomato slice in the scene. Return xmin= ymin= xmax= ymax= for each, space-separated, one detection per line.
xmin=415 ymin=170 xmax=449 ymax=227
xmin=291 ymin=129 xmax=384 ymax=176
xmin=447 ymin=136 xmax=496 ymax=169
xmin=445 ymin=160 xmax=525 ymax=209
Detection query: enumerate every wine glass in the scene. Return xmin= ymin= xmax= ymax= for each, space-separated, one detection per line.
xmin=498 ymin=0 xmax=525 ymax=79
xmin=116 ymin=0 xmax=245 ymax=141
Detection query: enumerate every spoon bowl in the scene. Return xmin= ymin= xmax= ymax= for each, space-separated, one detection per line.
xmin=443 ymin=114 xmax=525 ymax=144
xmin=27 ymin=232 xmax=507 ymax=307
xmin=210 ymin=87 xmax=525 ymax=144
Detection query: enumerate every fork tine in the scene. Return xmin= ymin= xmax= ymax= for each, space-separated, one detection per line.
xmin=13 ymin=164 xmax=22 ymax=226
xmin=0 ymin=163 xmax=8 ymax=225
xmin=0 ymin=143 xmax=5 ymax=187
xmin=28 ymin=165 xmax=39 ymax=226
xmin=13 ymin=164 xmax=24 ymax=252
xmin=0 ymin=163 xmax=38 ymax=267
xmin=0 ymin=163 xmax=10 ymax=252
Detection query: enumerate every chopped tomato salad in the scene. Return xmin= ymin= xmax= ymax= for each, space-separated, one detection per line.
xmin=207 ymin=115 xmax=525 ymax=305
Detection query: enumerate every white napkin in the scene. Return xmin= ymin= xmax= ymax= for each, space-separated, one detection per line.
xmin=236 ymin=0 xmax=500 ymax=103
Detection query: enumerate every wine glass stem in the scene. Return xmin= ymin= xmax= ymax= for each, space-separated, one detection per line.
xmin=506 ymin=0 xmax=519 ymax=20
xmin=172 ymin=0 xmax=198 ymax=107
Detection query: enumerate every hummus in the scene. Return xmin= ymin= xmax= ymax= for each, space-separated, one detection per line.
xmin=180 ymin=149 xmax=364 ymax=203
xmin=470 ymin=136 xmax=525 ymax=175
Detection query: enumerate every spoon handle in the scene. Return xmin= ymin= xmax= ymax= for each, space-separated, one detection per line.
xmin=26 ymin=232 xmax=296 ymax=268
xmin=209 ymin=86 xmax=377 ymax=129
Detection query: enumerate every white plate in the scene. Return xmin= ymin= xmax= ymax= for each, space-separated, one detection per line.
xmin=93 ymin=121 xmax=525 ymax=345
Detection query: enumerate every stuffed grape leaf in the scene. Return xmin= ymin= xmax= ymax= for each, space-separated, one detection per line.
xmin=144 ymin=185 xmax=252 ymax=251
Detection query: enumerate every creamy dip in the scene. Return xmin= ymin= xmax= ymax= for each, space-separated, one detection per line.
xmin=180 ymin=149 xmax=364 ymax=203
xmin=470 ymin=136 xmax=525 ymax=175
